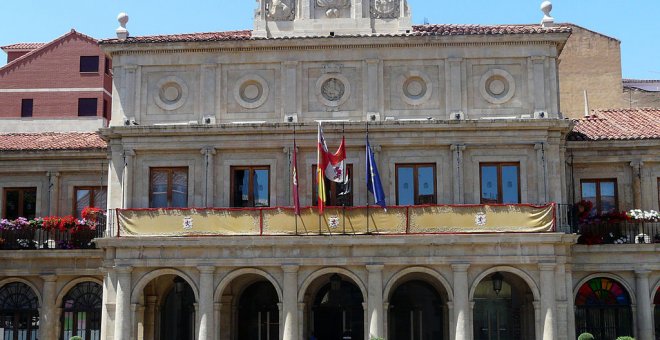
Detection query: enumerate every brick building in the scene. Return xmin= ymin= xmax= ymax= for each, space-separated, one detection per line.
xmin=0 ymin=29 xmax=112 ymax=133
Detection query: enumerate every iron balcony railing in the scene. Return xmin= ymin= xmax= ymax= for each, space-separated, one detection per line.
xmin=0 ymin=215 xmax=106 ymax=250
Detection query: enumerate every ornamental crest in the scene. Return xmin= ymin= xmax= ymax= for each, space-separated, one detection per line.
xmin=183 ymin=216 xmax=193 ymax=230
xmin=266 ymin=0 xmax=295 ymax=21
xmin=328 ymin=216 xmax=340 ymax=229
xmin=474 ymin=212 xmax=487 ymax=227
xmin=371 ymin=0 xmax=399 ymax=19
xmin=317 ymin=0 xmax=351 ymax=18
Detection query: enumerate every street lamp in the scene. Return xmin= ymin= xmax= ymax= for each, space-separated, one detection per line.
xmin=491 ymin=272 xmax=503 ymax=296
xmin=330 ymin=273 xmax=342 ymax=291
xmin=174 ymin=276 xmax=186 ymax=294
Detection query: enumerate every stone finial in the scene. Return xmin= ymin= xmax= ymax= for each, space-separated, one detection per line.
xmin=540 ymin=1 xmax=555 ymax=27
xmin=116 ymin=12 xmax=129 ymax=40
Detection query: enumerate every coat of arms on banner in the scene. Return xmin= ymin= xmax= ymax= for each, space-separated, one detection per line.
xmin=474 ymin=212 xmax=487 ymax=227
xmin=183 ymin=217 xmax=193 ymax=230
xmin=328 ymin=216 xmax=340 ymax=229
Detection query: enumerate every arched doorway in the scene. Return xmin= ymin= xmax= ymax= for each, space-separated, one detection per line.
xmin=160 ymin=276 xmax=196 ymax=340
xmin=0 ymin=282 xmax=39 ymax=340
xmin=575 ymin=277 xmax=633 ymax=339
xmin=237 ymin=281 xmax=279 ymax=340
xmin=388 ymin=280 xmax=447 ymax=340
xmin=61 ymin=281 xmax=102 ymax=340
xmin=310 ymin=273 xmax=364 ymax=340
xmin=472 ymin=272 xmax=535 ymax=340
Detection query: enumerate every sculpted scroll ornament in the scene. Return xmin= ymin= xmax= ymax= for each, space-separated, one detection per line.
xmin=266 ymin=0 xmax=295 ymax=21
xmin=316 ymin=0 xmax=350 ymax=18
xmin=371 ymin=0 xmax=399 ymax=19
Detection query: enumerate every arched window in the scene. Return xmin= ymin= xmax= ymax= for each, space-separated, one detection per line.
xmin=61 ymin=281 xmax=102 ymax=340
xmin=575 ymin=277 xmax=633 ymax=339
xmin=0 ymin=282 xmax=39 ymax=340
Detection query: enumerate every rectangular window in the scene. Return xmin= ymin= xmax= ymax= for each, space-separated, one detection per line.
xmin=79 ymin=56 xmax=99 ymax=73
xmin=104 ymin=57 xmax=111 ymax=75
xmin=78 ymin=98 xmax=97 ymax=116
xmin=149 ymin=167 xmax=188 ymax=208
xmin=231 ymin=166 xmax=270 ymax=207
xmin=3 ymin=188 xmax=37 ymax=220
xmin=312 ymin=164 xmax=353 ymax=206
xmin=103 ymin=99 xmax=109 ymax=119
xmin=21 ymin=99 xmax=33 ymax=117
xmin=480 ymin=163 xmax=521 ymax=204
xmin=581 ymin=179 xmax=618 ymax=216
xmin=396 ymin=164 xmax=436 ymax=205
xmin=74 ymin=186 xmax=107 ymax=218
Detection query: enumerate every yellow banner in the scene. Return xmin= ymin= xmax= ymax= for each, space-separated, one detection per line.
xmin=116 ymin=204 xmax=554 ymax=237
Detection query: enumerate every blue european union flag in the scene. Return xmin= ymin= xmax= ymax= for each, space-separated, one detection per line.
xmin=366 ymin=138 xmax=386 ymax=209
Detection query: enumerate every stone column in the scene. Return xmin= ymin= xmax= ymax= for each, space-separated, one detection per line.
xmin=535 ymin=143 xmax=548 ymax=204
xmin=201 ymin=147 xmax=216 ymax=207
xmin=144 ymin=296 xmax=157 ymax=340
xmin=635 ymin=269 xmax=653 ymax=340
xmin=40 ymin=275 xmax=58 ymax=340
xmin=47 ymin=172 xmax=60 ymax=216
xmin=564 ymin=265 xmax=576 ymax=340
xmin=114 ymin=266 xmax=133 ymax=340
xmin=198 ymin=266 xmax=215 ymax=340
xmin=133 ymin=304 xmax=144 ymax=340
xmin=539 ymin=263 xmax=557 ymax=340
xmin=213 ymin=302 xmax=221 ymax=340
xmin=630 ymin=161 xmax=643 ymax=209
xmin=451 ymin=264 xmax=470 ymax=340
xmin=450 ymin=144 xmax=466 ymax=204
xmin=101 ymin=251 xmax=117 ymax=340
xmin=367 ymin=264 xmax=384 ymax=339
xmin=123 ymin=149 xmax=135 ymax=209
xmin=282 ymin=265 xmax=299 ymax=340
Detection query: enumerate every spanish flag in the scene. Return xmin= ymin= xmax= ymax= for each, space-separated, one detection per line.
xmin=317 ymin=123 xmax=346 ymax=214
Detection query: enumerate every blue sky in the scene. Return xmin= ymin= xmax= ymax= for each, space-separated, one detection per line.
xmin=1 ymin=0 xmax=658 ymax=79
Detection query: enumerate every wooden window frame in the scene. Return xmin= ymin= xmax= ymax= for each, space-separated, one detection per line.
xmin=395 ymin=163 xmax=437 ymax=205
xmin=149 ymin=167 xmax=189 ymax=208
xmin=312 ymin=164 xmax=353 ymax=207
xmin=73 ymin=186 xmax=107 ymax=217
xmin=230 ymin=166 xmax=270 ymax=207
xmin=479 ymin=162 xmax=521 ymax=204
xmin=2 ymin=187 xmax=37 ymax=219
xmin=21 ymin=98 xmax=33 ymax=117
xmin=580 ymin=178 xmax=619 ymax=215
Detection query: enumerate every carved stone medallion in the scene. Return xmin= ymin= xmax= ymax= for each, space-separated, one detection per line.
xmin=266 ymin=0 xmax=295 ymax=21
xmin=316 ymin=0 xmax=351 ymax=18
xmin=479 ymin=68 xmax=516 ymax=105
xmin=371 ymin=0 xmax=399 ymax=19
xmin=316 ymin=73 xmax=351 ymax=107
xmin=234 ymin=75 xmax=270 ymax=109
xmin=154 ymin=76 xmax=188 ymax=111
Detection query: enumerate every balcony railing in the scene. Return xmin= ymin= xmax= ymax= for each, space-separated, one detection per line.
xmin=0 ymin=216 xmax=106 ymax=250
xmin=110 ymin=204 xmax=556 ymax=237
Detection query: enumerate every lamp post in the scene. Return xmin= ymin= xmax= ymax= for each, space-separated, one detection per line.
xmin=491 ymin=272 xmax=503 ymax=296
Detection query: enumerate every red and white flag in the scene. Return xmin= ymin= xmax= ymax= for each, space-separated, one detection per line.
xmin=317 ymin=124 xmax=347 ymax=214
xmin=292 ymin=140 xmax=300 ymax=215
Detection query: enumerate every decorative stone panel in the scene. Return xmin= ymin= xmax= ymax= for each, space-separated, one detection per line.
xmin=233 ymin=75 xmax=270 ymax=109
xmin=383 ymin=63 xmax=442 ymax=112
xmin=226 ymin=68 xmax=278 ymax=115
xmin=370 ymin=0 xmax=400 ymax=19
xmin=154 ymin=76 xmax=189 ymax=111
xmin=143 ymin=67 xmax=198 ymax=120
xmin=305 ymin=64 xmax=361 ymax=113
xmin=265 ymin=0 xmax=295 ymax=21
xmin=469 ymin=62 xmax=526 ymax=112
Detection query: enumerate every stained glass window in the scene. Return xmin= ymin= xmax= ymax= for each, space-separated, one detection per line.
xmin=61 ymin=282 xmax=102 ymax=340
xmin=0 ymin=282 xmax=39 ymax=340
xmin=575 ymin=277 xmax=632 ymax=339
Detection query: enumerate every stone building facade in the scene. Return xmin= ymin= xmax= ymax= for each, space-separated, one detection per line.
xmin=0 ymin=1 xmax=659 ymax=340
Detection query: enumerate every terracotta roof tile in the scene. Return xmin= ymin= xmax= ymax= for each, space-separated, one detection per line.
xmin=100 ymin=24 xmax=571 ymax=44
xmin=568 ymin=108 xmax=660 ymax=141
xmin=1 ymin=43 xmax=46 ymax=51
xmin=0 ymin=132 xmax=107 ymax=151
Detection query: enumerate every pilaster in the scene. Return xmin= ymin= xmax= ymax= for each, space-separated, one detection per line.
xmin=630 ymin=161 xmax=643 ymax=209
xmin=122 ymin=149 xmax=136 ymax=209
xmin=282 ymin=264 xmax=299 ymax=340
xmin=114 ymin=266 xmax=133 ymax=340
xmin=201 ymin=147 xmax=217 ymax=207
xmin=535 ymin=143 xmax=548 ymax=203
xmin=450 ymin=144 xmax=466 ymax=203
xmin=539 ymin=263 xmax=557 ymax=340
xmin=366 ymin=264 xmax=384 ymax=339
xmin=47 ymin=172 xmax=60 ymax=216
xmin=451 ymin=263 xmax=470 ymax=340
xmin=40 ymin=275 xmax=58 ymax=340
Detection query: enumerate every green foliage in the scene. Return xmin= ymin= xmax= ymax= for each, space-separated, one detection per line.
xmin=370 ymin=338 xmax=384 ymax=340
xmin=577 ymin=333 xmax=594 ymax=340
xmin=70 ymin=337 xmax=83 ymax=340
xmin=616 ymin=337 xmax=635 ymax=340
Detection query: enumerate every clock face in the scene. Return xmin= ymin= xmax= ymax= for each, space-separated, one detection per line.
xmin=321 ymin=78 xmax=345 ymax=102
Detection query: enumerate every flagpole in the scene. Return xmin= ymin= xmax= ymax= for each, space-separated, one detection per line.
xmin=293 ymin=124 xmax=298 ymax=234
xmin=366 ymin=121 xmax=370 ymax=234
